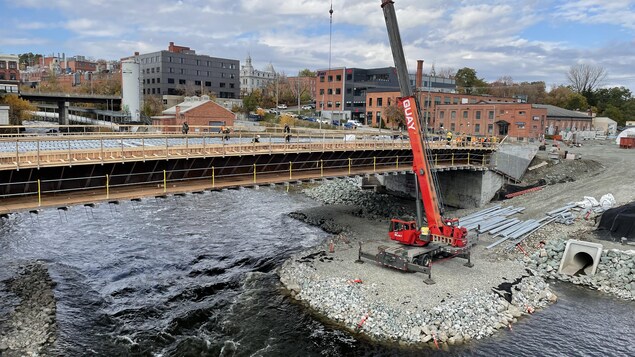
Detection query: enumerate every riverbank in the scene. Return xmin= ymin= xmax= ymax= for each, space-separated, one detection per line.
xmin=279 ymin=140 xmax=635 ymax=348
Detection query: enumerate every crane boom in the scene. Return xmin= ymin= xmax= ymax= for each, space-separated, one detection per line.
xmin=380 ymin=0 xmax=467 ymax=246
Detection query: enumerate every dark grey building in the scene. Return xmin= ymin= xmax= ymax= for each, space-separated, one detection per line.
xmin=136 ymin=42 xmax=239 ymax=99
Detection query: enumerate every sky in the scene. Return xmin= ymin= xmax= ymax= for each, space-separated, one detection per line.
xmin=2 ymin=0 xmax=635 ymax=91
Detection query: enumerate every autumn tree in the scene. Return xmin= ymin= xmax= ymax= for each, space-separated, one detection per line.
xmin=546 ymin=85 xmax=588 ymax=110
xmin=141 ymin=95 xmax=164 ymax=117
xmin=384 ymin=102 xmax=405 ymax=129
xmin=0 ymin=94 xmax=35 ymax=125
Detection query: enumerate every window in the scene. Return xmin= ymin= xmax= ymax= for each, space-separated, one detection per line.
xmin=207 ymin=61 xmax=211 ymax=66
xmin=453 ymin=97 xmax=459 ymax=104
xmin=533 ymin=116 xmax=541 ymax=121
xmin=151 ymin=68 xmax=155 ymax=73
xmin=168 ymin=57 xmax=172 ymax=63
xmin=205 ymin=81 xmax=211 ymax=87
xmin=180 ymin=68 xmax=186 ymax=74
xmin=368 ymin=98 xmax=373 ymax=106
xmin=450 ymin=123 xmax=456 ymax=131
xmin=346 ymin=88 xmax=352 ymax=94
xmin=488 ymin=111 xmax=494 ymax=119
xmin=335 ymin=88 xmax=341 ymax=95
xmin=319 ymin=89 xmax=324 ymax=95
xmin=179 ymin=79 xmax=186 ymax=84
xmin=0 ymin=61 xmax=5 ymax=69
xmin=500 ymin=110 xmax=505 ymax=114
xmin=327 ymin=101 xmax=333 ymax=108
xmin=156 ymin=67 xmax=159 ymax=73
xmin=151 ymin=78 xmax=155 ymax=84
xmin=230 ymin=83 xmax=234 ymax=88
xmin=463 ymin=111 xmax=468 ymax=118
xmin=451 ymin=111 xmax=456 ymax=119
xmin=335 ymin=101 xmax=341 ymax=108
xmin=435 ymin=96 xmax=441 ymax=105
xmin=196 ymin=60 xmax=200 ymax=65
xmin=327 ymin=89 xmax=333 ymax=95
xmin=336 ymin=74 xmax=342 ymax=81
xmin=169 ymin=67 xmax=174 ymax=73
xmin=328 ymin=75 xmax=333 ymax=82
xmin=168 ymin=78 xmax=175 ymax=84
xmin=488 ymin=124 xmax=493 ymax=134
xmin=196 ymin=70 xmax=200 ymax=76
xmin=157 ymin=78 xmax=160 ymax=83
xmin=320 ymin=76 xmax=325 ymax=82
xmin=439 ymin=111 xmax=445 ymax=119
xmin=517 ymin=122 xmax=526 ymax=129
xmin=519 ymin=111 xmax=526 ymax=115
xmin=476 ymin=111 xmax=481 ymax=120
xmin=180 ymin=58 xmax=185 ymax=64
xmin=475 ymin=124 xmax=480 ymax=133
xmin=151 ymin=88 xmax=156 ymax=94
xmin=220 ymin=82 xmax=226 ymax=88
xmin=377 ymin=98 xmax=383 ymax=107
xmin=444 ymin=97 xmax=450 ymax=104
xmin=376 ymin=111 xmax=381 ymax=124
xmin=346 ymin=74 xmax=352 ymax=80
xmin=195 ymin=80 xmax=201 ymax=85
xmin=230 ymin=74 xmax=235 ymax=79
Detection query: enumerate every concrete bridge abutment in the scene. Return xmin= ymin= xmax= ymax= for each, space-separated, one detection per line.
xmin=375 ymin=170 xmax=503 ymax=209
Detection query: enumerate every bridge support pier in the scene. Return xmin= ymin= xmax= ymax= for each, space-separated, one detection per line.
xmin=58 ymin=101 xmax=69 ymax=126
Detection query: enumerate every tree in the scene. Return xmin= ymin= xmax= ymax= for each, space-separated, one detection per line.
xmin=18 ymin=52 xmax=42 ymax=68
xmin=384 ymin=102 xmax=405 ymax=129
xmin=546 ymin=86 xmax=575 ymax=108
xmin=454 ymin=67 xmax=488 ymax=94
xmin=141 ymin=95 xmax=164 ymax=117
xmin=566 ymin=63 xmax=607 ymax=96
xmin=0 ymin=94 xmax=35 ymax=125
xmin=298 ymin=69 xmax=316 ymax=77
xmin=242 ymin=89 xmax=264 ymax=113
xmin=603 ymin=104 xmax=624 ymax=125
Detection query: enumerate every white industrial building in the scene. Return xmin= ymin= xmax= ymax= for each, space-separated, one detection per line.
xmin=592 ymin=117 xmax=617 ymax=136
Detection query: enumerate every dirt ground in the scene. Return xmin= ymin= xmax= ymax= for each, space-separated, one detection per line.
xmin=291 ymin=139 xmax=634 ymax=311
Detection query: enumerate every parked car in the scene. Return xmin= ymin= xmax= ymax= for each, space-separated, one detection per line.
xmin=277 ymin=104 xmax=288 ymax=109
xmin=331 ymin=119 xmax=341 ymax=126
xmin=348 ymin=120 xmax=362 ymax=127
xmin=301 ymin=105 xmax=313 ymax=110
xmin=306 ymin=117 xmax=317 ymax=122
xmin=247 ymin=113 xmax=263 ymax=121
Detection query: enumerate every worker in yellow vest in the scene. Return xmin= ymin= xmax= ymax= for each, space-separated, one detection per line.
xmin=446 ymin=131 xmax=453 ymax=145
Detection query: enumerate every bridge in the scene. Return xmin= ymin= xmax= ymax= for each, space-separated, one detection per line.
xmin=0 ymin=126 xmax=499 ymax=215
xmin=18 ymin=92 xmax=122 ymax=125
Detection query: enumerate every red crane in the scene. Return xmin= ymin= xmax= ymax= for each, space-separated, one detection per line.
xmin=381 ymin=0 xmax=467 ymax=248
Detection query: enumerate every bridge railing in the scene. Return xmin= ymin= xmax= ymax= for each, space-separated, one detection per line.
xmin=0 ymin=151 xmax=494 ymax=208
xmin=0 ymin=132 xmax=495 ymax=170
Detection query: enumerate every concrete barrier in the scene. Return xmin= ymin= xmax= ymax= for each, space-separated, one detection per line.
xmin=558 ymin=240 xmax=603 ymax=276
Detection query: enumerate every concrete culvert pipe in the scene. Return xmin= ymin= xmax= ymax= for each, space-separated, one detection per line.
xmin=558 ymin=240 xmax=603 ymax=277
xmin=569 ymin=252 xmax=594 ymax=276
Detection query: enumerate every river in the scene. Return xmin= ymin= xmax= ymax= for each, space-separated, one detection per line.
xmin=0 ymin=188 xmax=633 ymax=356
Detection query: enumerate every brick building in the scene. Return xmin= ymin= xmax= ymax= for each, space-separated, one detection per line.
xmin=152 ymin=95 xmax=236 ymax=132
xmin=131 ymin=42 xmax=240 ymax=99
xmin=366 ymin=90 xmax=525 ymax=129
xmin=434 ymin=101 xmax=547 ymax=140
xmin=315 ymin=67 xmax=400 ymax=122
xmin=533 ymin=104 xmax=593 ymax=134
xmin=0 ymin=54 xmax=20 ymax=81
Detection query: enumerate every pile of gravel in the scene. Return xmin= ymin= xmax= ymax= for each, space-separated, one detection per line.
xmin=302 ymin=179 xmax=414 ymax=220
xmin=279 ymin=257 xmax=556 ymax=347
xmin=525 ymin=239 xmax=635 ymax=301
xmin=0 ymin=262 xmax=57 ymax=355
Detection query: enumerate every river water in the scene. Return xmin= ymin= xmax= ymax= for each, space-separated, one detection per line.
xmin=0 ymin=188 xmax=633 ymax=356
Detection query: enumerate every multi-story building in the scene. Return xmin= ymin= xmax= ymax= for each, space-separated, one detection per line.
xmin=433 ymin=101 xmax=547 ymax=140
xmin=239 ymin=55 xmax=276 ymax=96
xmin=133 ymin=42 xmax=240 ymax=99
xmin=316 ymin=67 xmax=400 ymax=122
xmin=0 ymin=54 xmax=20 ymax=81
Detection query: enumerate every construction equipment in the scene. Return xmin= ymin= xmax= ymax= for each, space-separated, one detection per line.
xmin=357 ymin=1 xmax=475 ymax=283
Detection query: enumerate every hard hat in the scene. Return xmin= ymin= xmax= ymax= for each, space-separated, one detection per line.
xmin=256 ymin=135 xmax=260 ymax=138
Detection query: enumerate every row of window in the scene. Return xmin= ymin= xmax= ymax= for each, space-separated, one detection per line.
xmin=0 ymin=61 xmax=18 ymax=69
xmin=319 ymin=88 xmax=342 ymax=95
xmin=141 ymin=56 xmax=237 ymax=69
xmin=0 ymin=74 xmax=18 ymax=80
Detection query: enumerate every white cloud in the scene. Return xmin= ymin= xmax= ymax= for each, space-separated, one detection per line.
xmin=3 ymin=0 xmax=635 ymax=90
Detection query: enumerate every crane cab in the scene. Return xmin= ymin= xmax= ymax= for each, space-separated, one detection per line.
xmin=388 ymin=219 xmax=431 ymax=246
